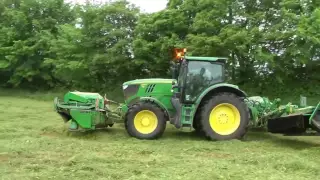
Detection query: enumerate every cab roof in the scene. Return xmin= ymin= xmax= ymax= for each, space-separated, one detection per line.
xmin=185 ymin=56 xmax=228 ymax=62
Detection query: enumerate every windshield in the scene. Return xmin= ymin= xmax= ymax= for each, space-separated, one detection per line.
xmin=184 ymin=61 xmax=224 ymax=102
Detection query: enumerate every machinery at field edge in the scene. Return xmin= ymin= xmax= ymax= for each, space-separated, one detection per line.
xmin=53 ymin=48 xmax=320 ymax=141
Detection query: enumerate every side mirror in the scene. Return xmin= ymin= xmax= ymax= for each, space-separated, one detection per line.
xmin=172 ymin=81 xmax=178 ymax=89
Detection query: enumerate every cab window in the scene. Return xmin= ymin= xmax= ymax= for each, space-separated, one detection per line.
xmin=184 ymin=61 xmax=224 ymax=102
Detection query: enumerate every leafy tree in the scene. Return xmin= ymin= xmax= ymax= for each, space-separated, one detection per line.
xmin=44 ymin=0 xmax=140 ymax=91
xmin=0 ymin=0 xmax=318 ymax=98
xmin=0 ymin=0 xmax=75 ymax=89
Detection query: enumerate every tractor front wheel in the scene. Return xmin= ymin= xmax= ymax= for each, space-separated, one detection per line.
xmin=125 ymin=101 xmax=167 ymax=140
xmin=199 ymin=93 xmax=250 ymax=140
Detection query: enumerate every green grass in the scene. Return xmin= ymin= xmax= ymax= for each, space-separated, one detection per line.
xmin=1 ymin=93 xmax=320 ymax=180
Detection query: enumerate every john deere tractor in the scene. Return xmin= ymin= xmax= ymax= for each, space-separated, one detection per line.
xmin=123 ymin=49 xmax=249 ymax=140
xmin=54 ymin=48 xmax=320 ymax=141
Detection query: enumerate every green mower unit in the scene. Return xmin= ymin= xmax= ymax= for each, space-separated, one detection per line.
xmin=245 ymin=96 xmax=320 ymax=133
xmin=53 ymin=48 xmax=320 ymax=141
xmin=54 ymin=91 xmax=123 ymax=131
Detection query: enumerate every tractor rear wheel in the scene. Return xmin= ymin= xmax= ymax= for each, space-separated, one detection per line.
xmin=193 ymin=113 xmax=204 ymax=135
xmin=311 ymin=111 xmax=320 ymax=133
xmin=125 ymin=101 xmax=167 ymax=140
xmin=199 ymin=92 xmax=250 ymax=140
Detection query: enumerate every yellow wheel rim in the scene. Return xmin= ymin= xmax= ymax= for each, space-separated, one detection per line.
xmin=209 ymin=103 xmax=241 ymax=135
xmin=133 ymin=110 xmax=158 ymax=134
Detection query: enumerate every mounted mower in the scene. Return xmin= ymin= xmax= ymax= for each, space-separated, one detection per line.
xmin=53 ymin=48 xmax=320 ymax=140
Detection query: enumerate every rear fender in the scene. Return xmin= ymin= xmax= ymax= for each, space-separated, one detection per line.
xmin=193 ymin=83 xmax=248 ymax=117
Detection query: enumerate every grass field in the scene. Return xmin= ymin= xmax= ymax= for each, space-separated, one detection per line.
xmin=1 ymin=93 xmax=320 ymax=180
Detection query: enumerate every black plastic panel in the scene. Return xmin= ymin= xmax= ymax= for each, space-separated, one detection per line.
xmin=123 ymin=84 xmax=139 ymax=100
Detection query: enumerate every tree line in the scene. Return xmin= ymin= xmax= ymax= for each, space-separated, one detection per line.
xmin=0 ymin=0 xmax=319 ymax=98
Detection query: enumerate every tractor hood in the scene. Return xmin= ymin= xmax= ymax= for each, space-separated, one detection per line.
xmin=123 ymin=78 xmax=176 ymax=86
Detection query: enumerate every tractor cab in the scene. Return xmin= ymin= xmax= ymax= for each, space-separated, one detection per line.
xmin=169 ymin=48 xmax=248 ymax=135
xmin=171 ymin=49 xmax=227 ymax=104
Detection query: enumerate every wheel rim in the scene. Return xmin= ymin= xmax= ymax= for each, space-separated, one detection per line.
xmin=133 ymin=110 xmax=158 ymax=134
xmin=209 ymin=103 xmax=241 ymax=135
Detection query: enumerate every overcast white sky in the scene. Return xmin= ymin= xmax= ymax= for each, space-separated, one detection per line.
xmin=66 ymin=0 xmax=168 ymax=13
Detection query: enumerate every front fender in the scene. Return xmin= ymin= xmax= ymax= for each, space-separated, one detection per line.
xmin=120 ymin=96 xmax=169 ymax=116
xmin=139 ymin=97 xmax=169 ymax=114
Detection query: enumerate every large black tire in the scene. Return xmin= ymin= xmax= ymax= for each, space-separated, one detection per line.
xmin=311 ymin=111 xmax=320 ymax=133
xmin=125 ymin=101 xmax=167 ymax=140
xmin=193 ymin=112 xmax=204 ymax=135
xmin=199 ymin=92 xmax=250 ymax=140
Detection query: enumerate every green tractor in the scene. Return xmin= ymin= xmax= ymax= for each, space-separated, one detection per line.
xmin=123 ymin=49 xmax=249 ymax=140
xmin=53 ymin=48 xmax=320 ymax=141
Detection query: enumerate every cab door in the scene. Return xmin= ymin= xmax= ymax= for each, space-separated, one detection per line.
xmin=182 ymin=61 xmax=225 ymax=103
xmin=170 ymin=59 xmax=188 ymax=128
